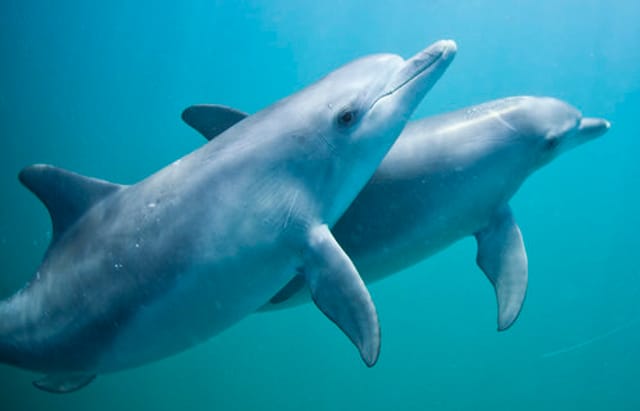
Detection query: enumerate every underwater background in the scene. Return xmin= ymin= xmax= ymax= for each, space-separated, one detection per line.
xmin=0 ymin=0 xmax=638 ymax=409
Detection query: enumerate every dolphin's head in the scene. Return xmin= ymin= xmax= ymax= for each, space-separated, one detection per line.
xmin=278 ymin=39 xmax=457 ymax=223
xmin=312 ymin=39 xmax=458 ymax=144
xmin=497 ymin=96 xmax=610 ymax=168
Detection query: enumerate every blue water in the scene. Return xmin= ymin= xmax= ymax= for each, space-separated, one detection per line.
xmin=1 ymin=1 xmax=639 ymax=409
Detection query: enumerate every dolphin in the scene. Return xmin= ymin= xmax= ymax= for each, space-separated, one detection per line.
xmin=181 ymin=96 xmax=610 ymax=331
xmin=0 ymin=40 xmax=458 ymax=393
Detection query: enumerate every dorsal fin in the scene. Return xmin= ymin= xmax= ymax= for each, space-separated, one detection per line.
xmin=181 ymin=104 xmax=249 ymax=140
xmin=19 ymin=164 xmax=123 ymax=242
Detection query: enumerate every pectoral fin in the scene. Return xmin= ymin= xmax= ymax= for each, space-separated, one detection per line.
xmin=301 ymin=224 xmax=380 ymax=367
xmin=475 ymin=206 xmax=528 ymax=331
xmin=33 ymin=373 xmax=96 ymax=394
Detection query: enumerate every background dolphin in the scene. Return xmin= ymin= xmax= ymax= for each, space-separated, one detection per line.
xmin=181 ymin=96 xmax=610 ymax=331
xmin=0 ymin=40 xmax=458 ymax=393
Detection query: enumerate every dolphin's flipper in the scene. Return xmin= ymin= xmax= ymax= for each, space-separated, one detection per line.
xmin=181 ymin=104 xmax=249 ymax=141
xmin=475 ymin=206 xmax=528 ymax=331
xmin=301 ymin=224 xmax=380 ymax=367
xmin=33 ymin=374 xmax=96 ymax=394
xmin=19 ymin=165 xmax=123 ymax=243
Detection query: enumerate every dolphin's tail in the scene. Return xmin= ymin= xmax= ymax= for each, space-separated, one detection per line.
xmin=0 ymin=299 xmax=13 ymax=364
xmin=0 ymin=296 xmax=25 ymax=368
xmin=0 ymin=299 xmax=12 ymax=365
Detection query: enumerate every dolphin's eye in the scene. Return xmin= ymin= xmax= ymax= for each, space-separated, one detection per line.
xmin=337 ymin=108 xmax=359 ymax=128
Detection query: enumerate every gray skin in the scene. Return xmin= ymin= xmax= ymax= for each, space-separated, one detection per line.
xmin=181 ymin=96 xmax=610 ymax=332
xmin=0 ymin=40 xmax=458 ymax=393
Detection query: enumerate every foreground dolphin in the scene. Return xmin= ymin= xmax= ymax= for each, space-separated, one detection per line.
xmin=182 ymin=96 xmax=610 ymax=330
xmin=0 ymin=40 xmax=458 ymax=392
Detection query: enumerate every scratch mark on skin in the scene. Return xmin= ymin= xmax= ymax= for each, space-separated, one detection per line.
xmin=489 ymin=109 xmax=518 ymax=133
xmin=283 ymin=190 xmax=299 ymax=229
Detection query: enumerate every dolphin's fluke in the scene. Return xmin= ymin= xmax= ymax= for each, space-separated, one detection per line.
xmin=475 ymin=206 xmax=528 ymax=331
xmin=19 ymin=165 xmax=124 ymax=243
xmin=33 ymin=373 xmax=96 ymax=394
xmin=181 ymin=104 xmax=248 ymax=141
xmin=301 ymin=224 xmax=381 ymax=367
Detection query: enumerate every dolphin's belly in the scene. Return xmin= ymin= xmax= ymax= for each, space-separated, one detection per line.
xmin=96 ymin=249 xmax=297 ymax=373
xmin=342 ymin=211 xmax=475 ymax=281
xmin=334 ymin=172 xmax=512 ymax=282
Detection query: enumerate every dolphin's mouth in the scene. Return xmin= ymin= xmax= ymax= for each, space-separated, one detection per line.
xmin=578 ymin=117 xmax=610 ymax=140
xmin=370 ymin=40 xmax=457 ymax=109
xmin=390 ymin=40 xmax=457 ymax=94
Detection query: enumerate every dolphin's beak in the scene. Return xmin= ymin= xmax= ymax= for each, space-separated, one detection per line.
xmin=388 ymin=40 xmax=458 ymax=95
xmin=367 ymin=39 xmax=456 ymax=121
xmin=578 ymin=117 xmax=610 ymax=140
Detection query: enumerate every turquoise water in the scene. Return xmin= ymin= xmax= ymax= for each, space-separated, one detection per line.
xmin=1 ymin=1 xmax=639 ymax=409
